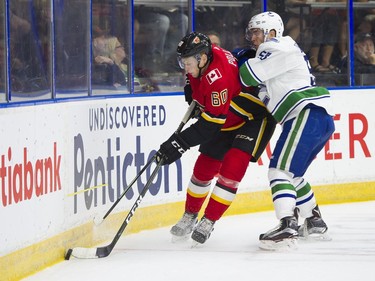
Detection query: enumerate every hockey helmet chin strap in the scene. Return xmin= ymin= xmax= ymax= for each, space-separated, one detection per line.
xmin=195 ymin=53 xmax=210 ymax=78
xmin=263 ymin=31 xmax=270 ymax=42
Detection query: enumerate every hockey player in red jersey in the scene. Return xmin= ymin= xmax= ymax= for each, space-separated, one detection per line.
xmin=157 ymin=32 xmax=276 ymax=244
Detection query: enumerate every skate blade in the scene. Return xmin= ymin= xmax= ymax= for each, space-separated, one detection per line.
xmin=259 ymin=238 xmax=298 ymax=251
xmin=171 ymin=234 xmax=190 ymax=243
xmin=190 ymin=240 xmax=203 ymax=248
xmin=300 ymin=232 xmax=332 ymax=242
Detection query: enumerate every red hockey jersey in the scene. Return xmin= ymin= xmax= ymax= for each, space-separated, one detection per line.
xmin=188 ymin=46 xmax=243 ymax=130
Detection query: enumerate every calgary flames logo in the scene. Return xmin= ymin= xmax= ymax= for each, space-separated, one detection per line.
xmin=193 ymin=36 xmax=201 ymax=44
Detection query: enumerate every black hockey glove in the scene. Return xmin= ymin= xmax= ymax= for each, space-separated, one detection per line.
xmin=184 ymin=75 xmax=193 ymax=105
xmin=157 ymin=133 xmax=190 ymax=165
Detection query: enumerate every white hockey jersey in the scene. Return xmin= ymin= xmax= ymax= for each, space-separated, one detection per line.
xmin=239 ymin=36 xmax=334 ymax=124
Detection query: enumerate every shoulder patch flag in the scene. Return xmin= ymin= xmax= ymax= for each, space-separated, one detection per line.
xmin=206 ymin=68 xmax=222 ymax=85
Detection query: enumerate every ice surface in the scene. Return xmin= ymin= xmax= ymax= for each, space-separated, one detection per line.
xmin=24 ymin=201 xmax=375 ymax=281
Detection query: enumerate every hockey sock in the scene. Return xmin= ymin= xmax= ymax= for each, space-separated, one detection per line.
xmin=185 ymin=153 xmax=222 ymax=213
xmin=269 ymin=168 xmax=297 ymax=220
xmin=186 ymin=175 xmax=211 ymax=213
xmin=295 ymin=180 xmax=316 ymax=218
xmin=204 ymin=175 xmax=239 ymax=221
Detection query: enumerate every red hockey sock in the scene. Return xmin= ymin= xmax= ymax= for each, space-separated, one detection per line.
xmin=204 ymin=177 xmax=238 ymax=221
xmin=185 ymin=153 xmax=222 ymax=213
xmin=185 ymin=175 xmax=211 ymax=213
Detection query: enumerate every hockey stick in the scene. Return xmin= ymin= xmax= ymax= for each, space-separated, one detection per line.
xmin=93 ymin=155 xmax=156 ymax=225
xmin=65 ymin=101 xmax=196 ymax=260
xmin=175 ymin=101 xmax=196 ymax=133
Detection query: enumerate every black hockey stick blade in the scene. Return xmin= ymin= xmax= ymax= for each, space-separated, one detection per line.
xmin=64 ymin=248 xmax=73 ymax=260
xmin=67 ymin=159 xmax=164 ymax=259
xmin=93 ymin=155 xmax=156 ymax=225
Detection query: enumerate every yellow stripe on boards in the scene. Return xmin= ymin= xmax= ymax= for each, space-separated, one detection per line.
xmin=66 ymin=184 xmax=108 ymax=197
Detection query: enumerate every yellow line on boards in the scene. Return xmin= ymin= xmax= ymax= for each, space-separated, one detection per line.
xmin=66 ymin=184 xmax=108 ymax=197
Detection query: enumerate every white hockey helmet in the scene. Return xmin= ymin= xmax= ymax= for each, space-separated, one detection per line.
xmin=246 ymin=11 xmax=284 ymax=40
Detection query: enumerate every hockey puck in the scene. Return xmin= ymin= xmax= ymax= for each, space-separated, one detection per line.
xmin=65 ymin=249 xmax=73 ymax=260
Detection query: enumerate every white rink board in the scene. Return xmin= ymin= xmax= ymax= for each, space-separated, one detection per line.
xmin=0 ymin=89 xmax=374 ymax=256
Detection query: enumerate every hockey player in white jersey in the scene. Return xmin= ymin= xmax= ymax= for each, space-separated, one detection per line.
xmin=239 ymin=11 xmax=335 ymax=250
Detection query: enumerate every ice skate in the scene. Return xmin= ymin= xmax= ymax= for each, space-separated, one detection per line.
xmin=170 ymin=212 xmax=198 ymax=242
xmin=191 ymin=216 xmax=215 ymax=245
xmin=298 ymin=205 xmax=331 ymax=241
xmin=259 ymin=216 xmax=299 ymax=251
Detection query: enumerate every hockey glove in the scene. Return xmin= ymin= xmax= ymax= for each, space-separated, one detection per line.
xmin=157 ymin=133 xmax=190 ymax=165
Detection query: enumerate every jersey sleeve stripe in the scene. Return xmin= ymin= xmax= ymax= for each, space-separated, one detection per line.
xmin=230 ymin=101 xmax=255 ymax=120
xmin=239 ymin=92 xmax=266 ymax=107
xmin=240 ymin=60 xmax=262 ymax=86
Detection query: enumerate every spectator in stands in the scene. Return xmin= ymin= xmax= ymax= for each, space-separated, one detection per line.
xmin=270 ymin=0 xmax=308 ymax=44
xmin=92 ymin=24 xmax=160 ymax=92
xmin=339 ymin=32 xmax=375 ymax=85
xmin=354 ymin=32 xmax=375 ymax=73
xmin=338 ymin=8 xmax=375 ymax=67
xmin=4 ymin=4 xmax=49 ymax=93
xmin=9 ymin=11 xmax=31 ymax=71
xmin=308 ymin=6 xmax=341 ymax=73
xmin=163 ymin=9 xmax=189 ymax=71
xmin=134 ymin=6 xmax=189 ymax=73
xmin=357 ymin=6 xmax=375 ymax=35
xmin=207 ymin=31 xmax=222 ymax=46
xmin=92 ymin=25 xmax=127 ymax=88
xmin=134 ymin=6 xmax=170 ymax=72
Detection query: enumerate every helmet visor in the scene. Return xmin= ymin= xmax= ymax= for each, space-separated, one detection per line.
xmin=245 ymin=28 xmax=263 ymax=42
xmin=177 ymin=55 xmax=201 ymax=70
xmin=177 ymin=56 xmax=185 ymax=69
